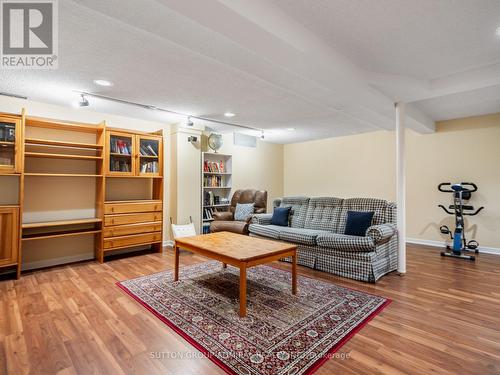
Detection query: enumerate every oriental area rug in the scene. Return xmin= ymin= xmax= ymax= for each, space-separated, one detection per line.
xmin=117 ymin=261 xmax=390 ymax=375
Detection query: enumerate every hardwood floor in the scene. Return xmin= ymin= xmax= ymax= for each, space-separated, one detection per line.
xmin=1 ymin=244 xmax=499 ymax=375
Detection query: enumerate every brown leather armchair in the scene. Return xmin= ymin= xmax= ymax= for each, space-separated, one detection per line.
xmin=210 ymin=189 xmax=267 ymax=235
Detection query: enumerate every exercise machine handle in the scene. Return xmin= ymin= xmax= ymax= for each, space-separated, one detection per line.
xmin=438 ymin=204 xmax=454 ymax=215
xmin=463 ymin=206 xmax=484 ymax=216
xmin=438 ymin=183 xmax=453 ymax=192
xmin=460 ymin=182 xmax=478 ymax=192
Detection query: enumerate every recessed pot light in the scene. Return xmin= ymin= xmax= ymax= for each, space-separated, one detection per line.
xmin=224 ymin=112 xmax=235 ymax=117
xmin=93 ymin=79 xmax=113 ymax=87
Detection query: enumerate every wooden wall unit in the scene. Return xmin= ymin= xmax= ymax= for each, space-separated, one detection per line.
xmin=0 ymin=111 xmax=164 ymax=278
xmin=100 ymin=127 xmax=164 ymax=262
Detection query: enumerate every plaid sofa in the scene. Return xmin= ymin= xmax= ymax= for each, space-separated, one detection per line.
xmin=249 ymin=197 xmax=398 ymax=282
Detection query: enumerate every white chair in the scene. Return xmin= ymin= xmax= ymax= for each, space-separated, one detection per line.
xmin=170 ymin=216 xmax=197 ymax=239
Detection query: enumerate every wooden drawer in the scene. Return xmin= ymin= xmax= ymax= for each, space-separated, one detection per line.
xmin=104 ymin=212 xmax=162 ymax=226
xmin=103 ymin=232 xmax=162 ymax=250
xmin=104 ymin=200 xmax=162 ymax=215
xmin=103 ymin=222 xmax=162 ymax=238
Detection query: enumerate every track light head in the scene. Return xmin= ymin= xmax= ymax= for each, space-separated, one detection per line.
xmin=186 ymin=116 xmax=194 ymax=127
xmin=78 ymin=94 xmax=89 ymax=108
xmin=261 ymin=130 xmax=265 ymax=139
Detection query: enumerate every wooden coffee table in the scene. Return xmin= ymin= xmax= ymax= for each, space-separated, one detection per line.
xmin=173 ymin=231 xmax=297 ymax=317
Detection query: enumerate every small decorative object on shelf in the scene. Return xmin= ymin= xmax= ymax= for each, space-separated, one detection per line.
xmin=208 ymin=133 xmax=223 ymax=153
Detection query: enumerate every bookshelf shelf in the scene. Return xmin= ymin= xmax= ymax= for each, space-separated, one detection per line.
xmin=106 ymin=175 xmax=163 ymax=179
xmin=22 ymin=229 xmax=101 ymax=241
xmin=24 ymin=152 xmax=103 ymax=161
xmin=26 ymin=116 xmax=104 ymax=133
xmin=24 ymin=173 xmax=103 ymax=177
xmin=22 ymin=218 xmax=102 ymax=229
xmin=0 ymin=141 xmax=15 ymax=146
xmin=109 ymin=152 xmax=131 ymax=157
xmin=25 ymin=138 xmax=103 ymax=150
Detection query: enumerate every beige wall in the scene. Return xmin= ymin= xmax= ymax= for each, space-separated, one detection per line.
xmin=284 ymin=130 xmax=396 ymax=200
xmin=284 ymin=113 xmax=500 ymax=249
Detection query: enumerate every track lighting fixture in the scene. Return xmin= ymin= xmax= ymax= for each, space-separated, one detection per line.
xmin=261 ymin=130 xmax=265 ymax=139
xmin=71 ymin=91 xmax=267 ymax=139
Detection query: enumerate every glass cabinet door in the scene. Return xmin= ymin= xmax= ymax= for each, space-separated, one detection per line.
xmin=107 ymin=131 xmax=136 ymax=176
xmin=136 ymin=135 xmax=162 ymax=176
xmin=0 ymin=116 xmax=20 ymax=173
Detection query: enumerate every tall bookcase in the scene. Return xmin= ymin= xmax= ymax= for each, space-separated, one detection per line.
xmin=201 ymin=152 xmax=232 ymax=234
xmin=102 ymin=127 xmax=164 ymax=262
xmin=0 ymin=109 xmax=164 ymax=279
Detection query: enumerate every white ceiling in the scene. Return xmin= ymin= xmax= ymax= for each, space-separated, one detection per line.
xmin=1 ymin=0 xmax=499 ymax=143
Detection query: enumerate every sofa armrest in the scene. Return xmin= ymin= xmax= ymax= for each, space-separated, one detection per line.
xmin=213 ymin=211 xmax=234 ymax=221
xmin=251 ymin=213 xmax=273 ymax=225
xmin=366 ymin=223 xmax=396 ymax=243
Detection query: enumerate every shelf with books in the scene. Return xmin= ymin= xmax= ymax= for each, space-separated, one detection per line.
xmin=106 ymin=130 xmax=162 ymax=177
xmin=0 ymin=115 xmax=21 ymax=174
xmin=201 ymin=152 xmax=232 ymax=231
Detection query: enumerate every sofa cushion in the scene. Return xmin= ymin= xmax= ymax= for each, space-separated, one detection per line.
xmin=304 ymin=197 xmax=343 ymax=232
xmin=234 ymin=203 xmax=255 ymax=221
xmin=248 ymin=224 xmax=281 ymax=240
xmin=271 ymin=206 xmax=291 ymax=226
xmin=277 ymin=197 xmax=310 ymax=228
xmin=316 ymin=233 xmax=376 ymax=252
xmin=278 ymin=227 xmax=329 ymax=246
xmin=337 ymin=198 xmax=390 ymax=234
xmin=344 ymin=210 xmax=374 ymax=236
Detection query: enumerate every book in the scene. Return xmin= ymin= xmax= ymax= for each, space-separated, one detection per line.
xmin=146 ymin=144 xmax=158 ymax=156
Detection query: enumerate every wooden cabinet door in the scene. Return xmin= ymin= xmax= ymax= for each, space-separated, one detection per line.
xmin=136 ymin=135 xmax=162 ymax=177
xmin=106 ymin=131 xmax=136 ymax=176
xmin=0 ymin=116 xmax=21 ymax=174
xmin=0 ymin=206 xmax=19 ymax=267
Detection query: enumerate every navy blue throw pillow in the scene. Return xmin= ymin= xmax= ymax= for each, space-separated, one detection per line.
xmin=271 ymin=207 xmax=291 ymax=226
xmin=344 ymin=211 xmax=374 ymax=236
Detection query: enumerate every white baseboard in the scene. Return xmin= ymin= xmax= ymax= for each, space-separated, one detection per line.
xmin=406 ymin=237 xmax=500 ymax=256
xmin=22 ymin=252 xmax=94 ymax=271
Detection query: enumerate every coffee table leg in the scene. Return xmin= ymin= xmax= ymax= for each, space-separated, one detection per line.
xmin=292 ymin=251 xmax=297 ymax=295
xmin=174 ymin=245 xmax=179 ymax=281
xmin=239 ymin=264 xmax=247 ymax=317
xmin=222 ymin=263 xmax=227 ymax=269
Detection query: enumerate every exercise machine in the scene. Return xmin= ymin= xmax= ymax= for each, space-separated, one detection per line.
xmin=438 ymin=182 xmax=484 ymax=260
